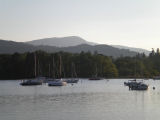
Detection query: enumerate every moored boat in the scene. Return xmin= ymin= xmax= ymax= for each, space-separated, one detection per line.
xmin=89 ymin=64 xmax=103 ymax=80
xmin=48 ymin=79 xmax=67 ymax=86
xmin=124 ymin=56 xmax=149 ymax=90
xmin=48 ymin=55 xmax=67 ymax=86
xmin=20 ymin=78 xmax=43 ymax=86
xmin=124 ymin=79 xmax=148 ymax=90
xmin=20 ymin=53 xmax=43 ymax=86
xmin=129 ymin=82 xmax=148 ymax=90
xmin=65 ymin=62 xmax=79 ymax=83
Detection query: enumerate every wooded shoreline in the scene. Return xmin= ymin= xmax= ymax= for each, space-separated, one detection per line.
xmin=0 ymin=49 xmax=159 ymax=80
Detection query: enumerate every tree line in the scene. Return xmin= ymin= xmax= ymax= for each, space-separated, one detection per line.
xmin=0 ymin=49 xmax=159 ymax=80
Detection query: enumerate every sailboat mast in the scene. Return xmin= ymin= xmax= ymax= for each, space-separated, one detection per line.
xmin=71 ymin=62 xmax=74 ymax=78
xmin=134 ymin=55 xmax=136 ymax=80
xmin=34 ymin=53 xmax=36 ymax=77
xmin=59 ymin=55 xmax=62 ymax=78
xmin=48 ymin=64 xmax=50 ymax=77
xmin=95 ymin=64 xmax=98 ymax=77
xmin=52 ymin=56 xmax=55 ymax=78
xmin=37 ymin=59 xmax=39 ymax=77
xmin=73 ymin=62 xmax=77 ymax=78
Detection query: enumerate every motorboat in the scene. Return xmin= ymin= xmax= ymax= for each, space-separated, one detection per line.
xmin=129 ymin=82 xmax=148 ymax=90
xmin=124 ymin=56 xmax=149 ymax=90
xmin=124 ymin=79 xmax=148 ymax=90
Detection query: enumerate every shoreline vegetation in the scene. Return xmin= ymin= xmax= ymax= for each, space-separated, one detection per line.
xmin=0 ymin=49 xmax=160 ymax=80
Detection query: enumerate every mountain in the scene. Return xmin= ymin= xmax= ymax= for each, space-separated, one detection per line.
xmin=61 ymin=44 xmax=137 ymax=57
xmin=27 ymin=36 xmax=97 ymax=47
xmin=27 ymin=36 xmax=150 ymax=55
xmin=0 ymin=39 xmax=36 ymax=54
xmin=0 ymin=39 xmax=137 ymax=58
xmin=112 ymin=45 xmax=150 ymax=55
xmin=0 ymin=39 xmax=59 ymax=54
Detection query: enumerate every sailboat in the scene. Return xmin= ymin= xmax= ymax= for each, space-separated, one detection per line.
xmin=20 ymin=53 xmax=43 ymax=86
xmin=124 ymin=56 xmax=148 ymax=90
xmin=64 ymin=62 xmax=79 ymax=83
xmin=89 ymin=65 xmax=102 ymax=80
xmin=48 ymin=55 xmax=67 ymax=86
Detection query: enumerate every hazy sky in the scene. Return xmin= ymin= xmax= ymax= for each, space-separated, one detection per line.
xmin=0 ymin=0 xmax=160 ymax=50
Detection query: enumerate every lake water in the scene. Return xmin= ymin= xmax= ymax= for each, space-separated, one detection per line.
xmin=0 ymin=79 xmax=160 ymax=120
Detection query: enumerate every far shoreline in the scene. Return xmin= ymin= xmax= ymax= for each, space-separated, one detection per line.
xmin=0 ymin=77 xmax=153 ymax=81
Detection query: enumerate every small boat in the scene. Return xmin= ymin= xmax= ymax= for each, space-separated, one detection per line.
xmin=64 ymin=63 xmax=79 ymax=83
xmin=124 ymin=56 xmax=149 ymax=90
xmin=20 ymin=77 xmax=43 ymax=86
xmin=89 ymin=65 xmax=102 ymax=80
xmin=20 ymin=53 xmax=43 ymax=86
xmin=48 ymin=79 xmax=66 ymax=86
xmin=48 ymin=55 xmax=67 ymax=86
xmin=129 ymin=82 xmax=148 ymax=90
xmin=124 ymin=79 xmax=148 ymax=90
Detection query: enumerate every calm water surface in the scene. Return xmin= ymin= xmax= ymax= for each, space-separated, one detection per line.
xmin=0 ymin=79 xmax=160 ymax=120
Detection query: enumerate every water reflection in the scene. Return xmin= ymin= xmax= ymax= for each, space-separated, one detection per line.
xmin=0 ymin=79 xmax=160 ymax=120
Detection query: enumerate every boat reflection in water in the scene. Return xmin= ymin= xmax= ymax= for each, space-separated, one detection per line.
xmin=124 ymin=79 xmax=149 ymax=90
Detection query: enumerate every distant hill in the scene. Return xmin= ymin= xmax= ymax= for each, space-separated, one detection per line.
xmin=27 ymin=36 xmax=97 ymax=47
xmin=0 ymin=39 xmax=137 ymax=58
xmin=0 ymin=39 xmax=59 ymax=54
xmin=61 ymin=44 xmax=137 ymax=57
xmin=27 ymin=36 xmax=150 ymax=55
xmin=112 ymin=45 xmax=150 ymax=55
xmin=0 ymin=39 xmax=36 ymax=54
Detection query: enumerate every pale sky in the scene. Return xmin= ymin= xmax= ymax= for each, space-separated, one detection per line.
xmin=0 ymin=0 xmax=160 ymax=50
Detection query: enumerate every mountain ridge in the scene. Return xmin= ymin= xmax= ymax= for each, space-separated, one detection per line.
xmin=27 ymin=36 xmax=97 ymax=47
xmin=27 ymin=36 xmax=150 ymax=55
xmin=112 ymin=45 xmax=150 ymax=55
xmin=0 ymin=39 xmax=137 ymax=58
